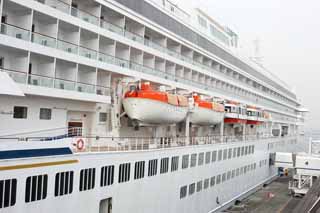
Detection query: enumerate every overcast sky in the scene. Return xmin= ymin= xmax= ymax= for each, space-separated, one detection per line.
xmin=174 ymin=0 xmax=318 ymax=130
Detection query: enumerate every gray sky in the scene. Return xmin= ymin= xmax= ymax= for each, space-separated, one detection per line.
xmin=174 ymin=0 xmax=318 ymax=130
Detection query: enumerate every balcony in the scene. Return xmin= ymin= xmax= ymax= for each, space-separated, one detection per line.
xmin=31 ymin=0 xmax=293 ymax=106
xmin=0 ymin=68 xmax=110 ymax=96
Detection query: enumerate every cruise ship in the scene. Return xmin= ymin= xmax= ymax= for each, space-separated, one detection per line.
xmin=0 ymin=0 xmax=307 ymax=212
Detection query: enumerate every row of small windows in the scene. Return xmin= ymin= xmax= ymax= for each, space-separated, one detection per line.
xmin=13 ymin=106 xmax=52 ymax=120
xmin=180 ymin=162 xmax=258 ymax=199
xmin=1 ymin=148 xmax=257 ymax=209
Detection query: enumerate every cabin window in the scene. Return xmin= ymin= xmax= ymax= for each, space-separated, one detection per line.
xmin=134 ymin=161 xmax=145 ymax=180
xmin=54 ymin=171 xmax=74 ymax=197
xmin=118 ymin=163 xmax=130 ymax=183
xmin=171 ymin=156 xmax=179 ymax=172
xmin=196 ymin=181 xmax=202 ymax=192
xmin=227 ymin=171 xmax=231 ymax=180
xmin=205 ymin=152 xmax=211 ymax=164
xmin=39 ymin=108 xmax=51 ymax=120
xmin=245 ymin=146 xmax=249 ymax=155
xmin=210 ymin=176 xmax=216 ymax=187
xmin=252 ymin=145 xmax=255 ymax=154
xmin=190 ymin=153 xmax=197 ymax=167
xmin=189 ymin=183 xmax=195 ymax=195
xmin=218 ymin=150 xmax=222 ymax=161
xmin=222 ymin=173 xmax=226 ymax=182
xmin=180 ymin=186 xmax=187 ymax=199
xmin=198 ymin=152 xmax=204 ymax=166
xmin=232 ymin=170 xmax=235 ymax=178
xmin=223 ymin=149 xmax=228 ymax=160
xmin=80 ymin=168 xmax=95 ymax=191
xmin=228 ymin=148 xmax=232 ymax=159
xmin=148 ymin=159 xmax=158 ymax=176
xmin=233 ymin=148 xmax=237 ymax=158
xmin=99 ymin=112 xmax=107 ymax=122
xmin=25 ymin=174 xmax=48 ymax=203
xmin=236 ymin=168 xmax=240 ymax=176
xmin=0 ymin=179 xmax=17 ymax=209
xmin=160 ymin=158 xmax=169 ymax=174
xmin=182 ymin=155 xmax=189 ymax=169
xmin=216 ymin=175 xmax=221 ymax=184
xmin=13 ymin=106 xmax=27 ymax=119
xmin=237 ymin=147 xmax=241 ymax=157
xmin=241 ymin=147 xmax=245 ymax=156
xmin=101 ymin=165 xmax=114 ymax=187
xmin=0 ymin=57 xmax=4 ymax=68
xmin=212 ymin=151 xmax=217 ymax=162
xmin=204 ymin=179 xmax=209 ymax=189
xmin=240 ymin=167 xmax=244 ymax=175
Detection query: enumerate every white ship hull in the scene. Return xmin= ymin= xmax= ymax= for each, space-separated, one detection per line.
xmin=123 ymin=98 xmax=188 ymax=124
xmin=189 ymin=107 xmax=224 ymax=125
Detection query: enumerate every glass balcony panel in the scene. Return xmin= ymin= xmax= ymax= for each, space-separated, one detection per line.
xmin=38 ymin=0 xmax=70 ymax=14
xmin=54 ymin=79 xmax=76 ymax=91
xmin=32 ymin=33 xmax=56 ymax=48
xmin=77 ymin=82 xmax=95 ymax=94
xmin=71 ymin=7 xmax=99 ymax=26
xmin=124 ymin=30 xmax=144 ymax=44
xmin=96 ymin=85 xmax=111 ymax=96
xmin=0 ymin=23 xmax=30 ymax=41
xmin=28 ymin=74 xmax=54 ymax=88
xmin=57 ymin=40 xmax=78 ymax=54
xmin=101 ymin=20 xmax=124 ymax=35
xmin=114 ymin=57 xmax=129 ymax=68
xmin=98 ymin=52 xmax=115 ymax=64
xmin=2 ymin=69 xmax=27 ymax=84
xmin=79 ymin=46 xmax=97 ymax=60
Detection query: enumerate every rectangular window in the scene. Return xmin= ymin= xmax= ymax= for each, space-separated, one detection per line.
xmin=212 ymin=151 xmax=217 ymax=162
xmin=160 ymin=158 xmax=169 ymax=174
xmin=198 ymin=152 xmax=204 ymax=166
xmin=148 ymin=159 xmax=158 ymax=176
xmin=204 ymin=178 xmax=209 ymax=189
xmin=237 ymin=147 xmax=241 ymax=157
xmin=182 ymin=155 xmax=189 ymax=169
xmin=223 ymin=149 xmax=228 ymax=160
xmin=80 ymin=168 xmax=95 ymax=191
xmin=227 ymin=171 xmax=231 ymax=180
xmin=241 ymin=147 xmax=245 ymax=156
xmin=216 ymin=175 xmax=221 ymax=184
xmin=218 ymin=150 xmax=222 ymax=161
xmin=99 ymin=112 xmax=107 ymax=122
xmin=0 ymin=179 xmax=17 ymax=209
xmin=25 ymin=175 xmax=48 ymax=203
xmin=134 ymin=161 xmax=145 ymax=180
xmin=180 ymin=185 xmax=187 ymax=199
xmin=39 ymin=108 xmax=52 ymax=120
xmin=13 ymin=106 xmax=27 ymax=119
xmin=228 ymin=148 xmax=232 ymax=159
xmin=205 ymin=152 xmax=211 ymax=164
xmin=118 ymin=163 xmax=130 ymax=183
xmin=236 ymin=168 xmax=240 ymax=176
xmin=54 ymin=171 xmax=74 ymax=197
xmin=190 ymin=153 xmax=197 ymax=167
xmin=196 ymin=181 xmax=202 ymax=192
xmin=210 ymin=176 xmax=216 ymax=187
xmin=101 ymin=165 xmax=114 ymax=187
xmin=252 ymin=145 xmax=255 ymax=154
xmin=0 ymin=57 xmax=4 ymax=68
xmin=171 ymin=156 xmax=179 ymax=172
xmin=231 ymin=170 xmax=235 ymax=178
xmin=189 ymin=183 xmax=195 ymax=195
xmin=233 ymin=148 xmax=237 ymax=158
xmin=245 ymin=146 xmax=248 ymax=155
xmin=222 ymin=173 xmax=226 ymax=182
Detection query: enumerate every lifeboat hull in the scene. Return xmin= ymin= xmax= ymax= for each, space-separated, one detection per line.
xmin=189 ymin=107 xmax=224 ymax=125
xmin=123 ymin=98 xmax=188 ymax=124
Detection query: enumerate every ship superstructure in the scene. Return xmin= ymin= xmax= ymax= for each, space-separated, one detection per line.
xmin=0 ymin=0 xmax=307 ymax=212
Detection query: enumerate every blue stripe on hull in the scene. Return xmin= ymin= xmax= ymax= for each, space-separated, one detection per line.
xmin=0 ymin=148 xmax=72 ymax=160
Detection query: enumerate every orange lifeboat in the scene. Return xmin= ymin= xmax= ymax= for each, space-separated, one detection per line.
xmin=189 ymin=95 xmax=224 ymax=125
xmin=123 ymin=82 xmax=188 ymax=124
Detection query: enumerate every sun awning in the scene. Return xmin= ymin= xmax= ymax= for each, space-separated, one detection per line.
xmin=0 ymin=72 xmax=25 ymax=96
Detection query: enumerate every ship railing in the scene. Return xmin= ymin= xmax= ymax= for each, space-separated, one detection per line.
xmin=71 ymin=134 xmax=296 ymax=153
xmin=0 ymin=127 xmax=83 ymax=141
xmin=31 ymin=0 xmax=296 ymax=107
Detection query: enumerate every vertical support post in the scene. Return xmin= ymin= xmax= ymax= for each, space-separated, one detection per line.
xmin=309 ymin=137 xmax=313 ymax=154
xmin=185 ymin=113 xmax=190 ymax=145
xmin=220 ymin=122 xmax=224 ymax=143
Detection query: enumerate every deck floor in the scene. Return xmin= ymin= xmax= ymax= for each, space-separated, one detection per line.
xmin=225 ymin=176 xmax=302 ymax=213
